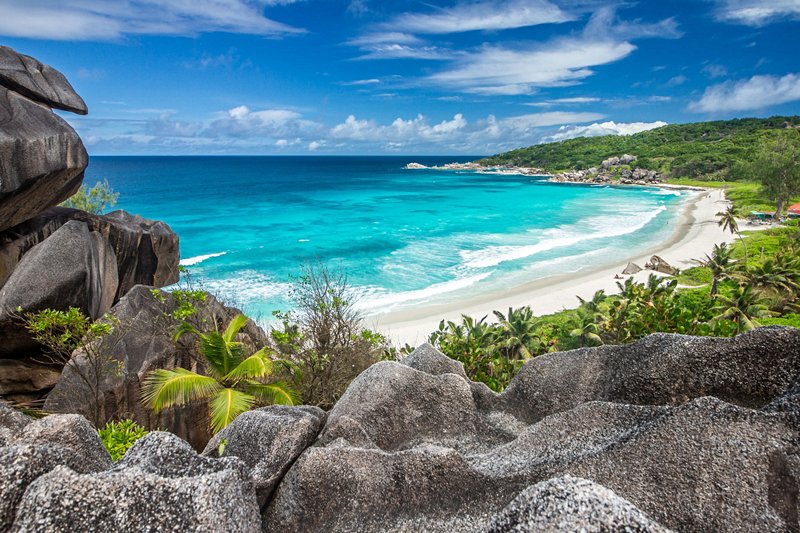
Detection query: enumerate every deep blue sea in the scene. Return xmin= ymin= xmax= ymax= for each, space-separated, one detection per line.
xmin=86 ymin=156 xmax=688 ymax=321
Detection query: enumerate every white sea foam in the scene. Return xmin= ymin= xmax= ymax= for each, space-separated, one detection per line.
xmin=357 ymin=272 xmax=493 ymax=312
xmin=460 ymin=205 xmax=667 ymax=269
xmin=180 ymin=251 xmax=227 ymax=266
xmin=198 ymin=270 xmax=293 ymax=305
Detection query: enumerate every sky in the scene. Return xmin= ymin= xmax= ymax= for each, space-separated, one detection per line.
xmin=2 ymin=0 xmax=800 ymax=155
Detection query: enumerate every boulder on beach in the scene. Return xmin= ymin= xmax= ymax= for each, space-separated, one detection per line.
xmin=622 ymin=261 xmax=643 ymax=275
xmin=648 ymin=255 xmax=679 ymax=275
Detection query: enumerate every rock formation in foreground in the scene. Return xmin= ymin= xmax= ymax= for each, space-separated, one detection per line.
xmin=0 ymin=46 xmax=180 ymax=404
xmin=2 ymin=327 xmax=798 ymax=531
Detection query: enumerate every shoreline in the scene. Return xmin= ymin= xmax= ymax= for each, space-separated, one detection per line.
xmin=370 ymin=187 xmax=734 ymax=347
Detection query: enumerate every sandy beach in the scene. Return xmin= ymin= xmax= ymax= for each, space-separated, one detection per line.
xmin=372 ymin=187 xmax=742 ymax=347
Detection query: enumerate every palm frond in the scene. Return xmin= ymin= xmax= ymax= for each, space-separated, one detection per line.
xmin=222 ymin=314 xmax=249 ymax=344
xmin=246 ymin=381 xmax=301 ymax=406
xmin=172 ymin=321 xmax=200 ymax=343
xmin=199 ymin=331 xmax=246 ymax=376
xmin=209 ymin=388 xmax=256 ymax=433
xmin=141 ymin=368 xmax=221 ymax=412
xmin=223 ymin=347 xmax=274 ymax=382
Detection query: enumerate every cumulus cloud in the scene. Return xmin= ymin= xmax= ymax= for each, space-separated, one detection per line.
xmin=688 ymin=73 xmax=800 ymax=112
xmin=543 ymin=120 xmax=668 ymax=142
xmin=0 ymin=0 xmax=304 ymax=41
xmin=714 ymin=0 xmax=800 ymax=26
xmin=385 ymin=0 xmax=572 ymax=34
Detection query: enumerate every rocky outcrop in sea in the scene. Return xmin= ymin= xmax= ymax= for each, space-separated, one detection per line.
xmin=0 ymin=46 xmax=179 ymax=405
xmin=1 ymin=327 xmax=798 ymax=531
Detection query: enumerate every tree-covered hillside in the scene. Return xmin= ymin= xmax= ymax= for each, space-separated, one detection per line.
xmin=480 ymin=116 xmax=800 ymax=179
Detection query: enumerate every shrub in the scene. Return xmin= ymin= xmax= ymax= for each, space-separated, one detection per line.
xmin=98 ymin=419 xmax=148 ymax=460
xmin=61 ymin=179 xmax=119 ymax=214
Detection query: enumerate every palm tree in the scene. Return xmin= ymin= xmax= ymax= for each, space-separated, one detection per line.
xmin=695 ymin=243 xmax=735 ymax=296
xmin=717 ymin=205 xmax=748 ymax=263
xmin=141 ymin=314 xmax=299 ymax=434
xmin=711 ymin=284 xmax=772 ymax=334
xmin=569 ymin=307 xmax=603 ymax=347
xmin=492 ymin=306 xmax=541 ymax=360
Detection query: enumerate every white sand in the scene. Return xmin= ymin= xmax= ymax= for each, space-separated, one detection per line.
xmin=370 ymin=187 xmax=750 ymax=347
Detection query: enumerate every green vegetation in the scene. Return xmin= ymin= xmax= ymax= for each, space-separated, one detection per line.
xmin=270 ymin=263 xmax=391 ymax=409
xmin=142 ymin=313 xmax=299 ymax=434
xmin=481 ymin=116 xmax=799 ymax=177
xmin=735 ymin=131 xmax=800 ymax=214
xmin=61 ymin=179 xmax=119 ymax=214
xmin=429 ymin=221 xmax=800 ymax=391
xmin=20 ymin=307 xmax=120 ymax=426
xmin=98 ymin=419 xmax=148 ymax=460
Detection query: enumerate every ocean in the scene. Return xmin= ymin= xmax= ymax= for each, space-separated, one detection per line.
xmin=86 ymin=156 xmax=688 ymax=322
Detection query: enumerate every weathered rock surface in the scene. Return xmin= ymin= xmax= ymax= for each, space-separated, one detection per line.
xmin=0 ymin=220 xmax=118 ymax=356
xmin=203 ymin=405 xmax=326 ymax=506
xmin=401 ymin=342 xmax=468 ymax=378
xmin=45 ymin=285 xmax=269 ymax=449
xmin=0 ymin=358 xmax=60 ymax=396
xmin=0 ymin=206 xmax=180 ymax=297
xmin=0 ymin=46 xmax=87 ymax=114
xmin=622 ymin=261 xmax=643 ymax=275
xmin=0 ymin=80 xmax=87 ymax=232
xmin=0 ymin=413 xmax=111 ymax=529
xmin=3 ymin=328 xmax=800 ymax=531
xmin=487 ymin=475 xmax=671 ymax=532
xmin=12 ymin=432 xmax=261 ymax=532
xmin=264 ymin=328 xmax=800 ymax=532
xmin=648 ymin=254 xmax=679 ymax=276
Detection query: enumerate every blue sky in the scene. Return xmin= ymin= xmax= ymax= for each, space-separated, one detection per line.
xmin=2 ymin=0 xmax=799 ymax=155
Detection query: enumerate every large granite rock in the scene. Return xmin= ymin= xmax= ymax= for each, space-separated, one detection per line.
xmin=0 ymin=220 xmax=118 ymax=356
xmin=0 ymin=46 xmax=87 ymax=114
xmin=0 ymin=413 xmax=111 ymax=529
xmin=487 ymin=476 xmax=670 ymax=532
xmin=0 ymin=84 xmax=87 ymax=232
xmin=12 ymin=431 xmax=260 ymax=531
xmin=263 ymin=328 xmax=800 ymax=532
xmin=45 ymin=285 xmax=269 ymax=449
xmin=203 ymin=405 xmax=326 ymax=506
xmin=0 ymin=358 xmax=61 ymax=397
xmin=0 ymin=206 xmax=180 ymax=298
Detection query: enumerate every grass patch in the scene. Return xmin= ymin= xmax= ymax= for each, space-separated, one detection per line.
xmin=760 ymin=314 xmax=800 ymax=328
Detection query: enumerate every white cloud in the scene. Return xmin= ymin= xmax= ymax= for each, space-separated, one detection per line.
xmin=544 ymin=120 xmax=668 ymax=142
xmin=386 ymin=0 xmax=571 ymax=34
xmin=702 ymin=64 xmax=728 ymax=78
xmin=527 ymin=97 xmax=601 ymax=106
xmin=207 ymin=105 xmax=323 ymax=137
xmin=425 ymin=8 xmax=678 ymax=94
xmin=353 ymin=43 xmax=453 ymax=61
xmin=339 ymin=78 xmax=382 ymax=86
xmin=714 ymin=0 xmax=800 ymax=26
xmin=428 ymin=39 xmax=635 ymax=94
xmin=0 ymin=0 xmax=304 ymax=41
xmin=689 ymin=73 xmax=800 ymax=112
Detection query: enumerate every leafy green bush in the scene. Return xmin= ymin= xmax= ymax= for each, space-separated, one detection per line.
xmin=98 ymin=419 xmax=148 ymax=461
xmin=61 ymin=179 xmax=119 ymax=214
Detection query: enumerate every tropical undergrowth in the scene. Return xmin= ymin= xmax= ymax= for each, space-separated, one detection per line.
xmin=429 ymin=224 xmax=800 ymax=392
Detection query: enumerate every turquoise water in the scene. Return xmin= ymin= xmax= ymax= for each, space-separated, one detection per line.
xmin=86 ymin=156 xmax=688 ymax=320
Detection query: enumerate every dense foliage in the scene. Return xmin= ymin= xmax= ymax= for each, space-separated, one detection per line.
xmin=430 ymin=224 xmax=800 ymax=391
xmin=98 ymin=419 xmax=148 ymax=460
xmin=480 ymin=116 xmax=800 ymax=180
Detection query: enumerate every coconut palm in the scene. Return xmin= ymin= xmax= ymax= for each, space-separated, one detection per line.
xmin=492 ymin=306 xmax=541 ymax=360
xmin=717 ymin=205 xmax=747 ymax=262
xmin=141 ymin=314 xmax=299 ymax=434
xmin=695 ymin=243 xmax=735 ymax=296
xmin=569 ymin=307 xmax=603 ymax=347
xmin=711 ymin=284 xmax=772 ymax=334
